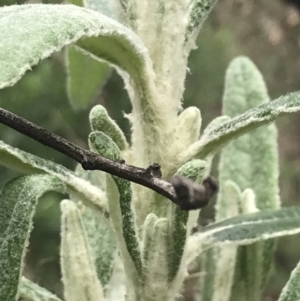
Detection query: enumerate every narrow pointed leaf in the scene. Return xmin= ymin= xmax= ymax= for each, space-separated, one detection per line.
xmin=19 ymin=277 xmax=62 ymax=301
xmin=143 ymin=218 xmax=170 ymax=300
xmin=142 ymin=213 xmax=158 ymax=269
xmin=0 ymin=174 xmax=66 ymax=301
xmin=0 ymin=140 xmax=107 ymax=213
xmin=278 ymin=259 xmax=300 ymax=301
xmin=185 ymin=0 xmax=219 ymax=48
xmin=105 ymin=176 xmax=140 ymax=293
xmin=187 ymin=207 xmax=300 ymax=264
xmin=89 ymin=131 xmax=142 ymax=275
xmin=72 ymin=164 xmax=116 ymax=286
xmin=172 ymin=107 xmax=202 ymax=160
xmin=202 ymin=207 xmax=300 ymax=241
xmin=179 ymin=91 xmax=300 ymax=161
xmin=175 ymin=115 xmax=230 ymax=176
xmin=218 ymin=57 xmax=279 ymax=301
xmin=89 ymin=105 xmax=128 ymax=151
xmin=169 ymin=159 xmax=207 ymax=281
xmin=204 ymin=181 xmax=241 ymax=301
xmin=60 ymin=200 xmax=105 ymax=301
xmin=105 ymin=255 xmax=126 ymax=301
xmin=202 ymin=115 xmax=231 ymax=138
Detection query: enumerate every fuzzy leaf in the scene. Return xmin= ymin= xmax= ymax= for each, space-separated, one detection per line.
xmin=202 ymin=181 xmax=241 ymax=301
xmin=199 ymin=248 xmax=217 ymax=301
xmin=72 ymin=165 xmax=116 ymax=286
xmin=218 ymin=57 xmax=280 ymax=301
xmin=172 ymin=116 xmax=230 ymax=177
xmin=216 ymin=180 xmax=242 ymax=221
xmin=60 ymin=200 xmax=105 ymax=301
xmin=0 ymin=174 xmax=66 ymax=301
xmin=179 ymin=91 xmax=300 ymax=162
xmin=105 ymin=176 xmax=140 ymax=297
xmin=89 ymin=131 xmax=142 ymax=275
xmin=19 ymin=277 xmax=62 ymax=301
xmin=142 ymin=213 xmax=158 ymax=270
xmin=202 ymin=207 xmax=300 ymax=243
xmin=0 ymin=4 xmax=161 ymax=161
xmin=220 ymin=56 xmax=280 ymax=210
xmin=202 ymin=115 xmax=231 ymax=138
xmin=143 ymin=218 xmax=170 ymax=300
xmin=169 ymin=159 xmax=208 ymax=281
xmin=173 ymin=107 xmax=202 ymax=156
xmin=105 ymin=255 xmax=126 ymax=301
xmin=0 ymin=4 xmax=151 ymax=92
xmin=187 ymin=207 xmax=300 ymax=264
xmin=185 ymin=0 xmax=219 ymax=48
xmin=0 ymin=140 xmax=107 ymax=212
xmin=278 ymin=259 xmax=300 ymax=301
xmin=89 ymin=105 xmax=128 ymax=151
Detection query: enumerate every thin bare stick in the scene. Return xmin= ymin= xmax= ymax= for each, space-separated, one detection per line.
xmin=0 ymin=108 xmax=218 ymax=209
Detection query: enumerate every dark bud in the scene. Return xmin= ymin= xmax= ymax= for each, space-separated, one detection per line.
xmin=145 ymin=163 xmax=162 ymax=178
xmin=171 ymin=175 xmax=218 ymax=211
xmin=81 ymin=155 xmax=96 ymax=170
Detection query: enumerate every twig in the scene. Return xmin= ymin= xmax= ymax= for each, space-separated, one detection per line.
xmin=0 ymin=108 xmax=218 ymax=209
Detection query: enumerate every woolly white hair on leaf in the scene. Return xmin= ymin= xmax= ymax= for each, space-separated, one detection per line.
xmin=60 ymin=200 xmax=105 ymax=301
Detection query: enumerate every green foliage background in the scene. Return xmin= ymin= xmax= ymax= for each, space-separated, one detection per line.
xmin=1 ymin=0 xmax=300 ymax=300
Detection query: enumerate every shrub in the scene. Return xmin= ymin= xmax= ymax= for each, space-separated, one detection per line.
xmin=1 ymin=1 xmax=300 ymax=301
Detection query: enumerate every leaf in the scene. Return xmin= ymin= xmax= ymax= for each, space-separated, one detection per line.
xmin=169 ymin=159 xmax=208 ymax=281
xmin=202 ymin=115 xmax=231 ymax=138
xmin=218 ymin=57 xmax=280 ymax=301
xmin=89 ymin=105 xmax=128 ymax=151
xmin=0 ymin=4 xmax=151 ymax=92
xmin=60 ymin=200 xmax=105 ymax=301
xmin=142 ymin=218 xmax=170 ymax=300
xmin=173 ymin=107 xmax=202 ymax=158
xmin=0 ymin=174 xmax=66 ymax=301
xmin=198 ymin=248 xmax=216 ymax=301
xmin=0 ymin=3 xmax=172 ymax=170
xmin=185 ymin=0 xmax=219 ymax=48
xmin=203 ymin=181 xmax=241 ymax=301
xmin=219 ymin=56 xmax=280 ymax=210
xmin=141 ymin=213 xmax=158 ymax=270
xmin=89 ymin=131 xmax=142 ymax=275
xmin=179 ymin=91 xmax=300 ymax=162
xmin=72 ymin=164 xmax=116 ymax=286
xmin=0 ymin=4 xmax=162 ymax=159
xmin=19 ymin=277 xmax=63 ymax=301
xmin=66 ymin=46 xmax=111 ymax=110
xmin=0 ymin=140 xmax=108 ymax=213
xmin=105 ymin=255 xmax=126 ymax=301
xmin=278 ymin=259 xmax=300 ymax=301
xmin=187 ymin=207 xmax=300 ymax=264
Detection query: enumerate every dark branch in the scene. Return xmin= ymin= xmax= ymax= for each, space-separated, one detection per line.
xmin=0 ymin=108 xmax=218 ymax=209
